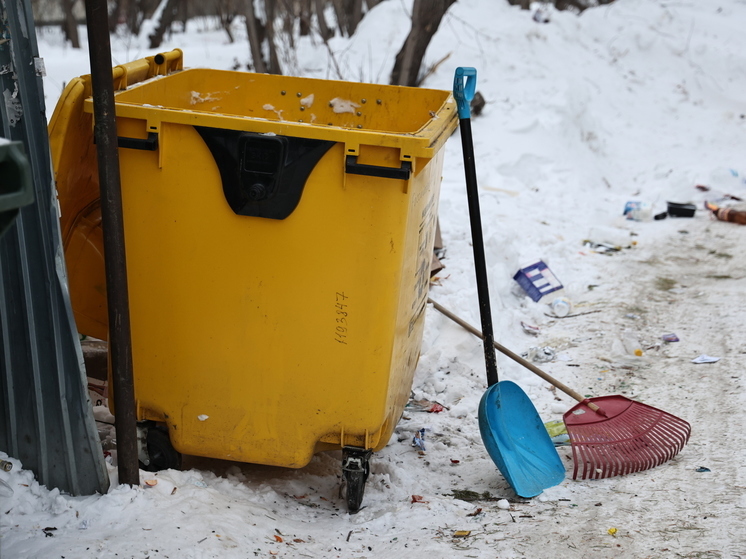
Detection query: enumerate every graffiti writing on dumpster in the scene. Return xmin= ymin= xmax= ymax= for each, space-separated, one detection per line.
xmin=334 ymin=291 xmax=349 ymax=345
xmin=408 ymin=190 xmax=437 ymax=336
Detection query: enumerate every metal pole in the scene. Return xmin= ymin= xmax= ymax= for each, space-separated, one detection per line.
xmin=84 ymin=0 xmax=139 ymax=486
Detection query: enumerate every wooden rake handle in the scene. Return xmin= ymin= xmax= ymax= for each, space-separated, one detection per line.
xmin=427 ymin=298 xmax=601 ymax=413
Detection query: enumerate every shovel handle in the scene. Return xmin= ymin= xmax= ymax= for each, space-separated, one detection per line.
xmin=453 ymin=67 xmax=477 ymax=119
xmin=453 ymin=67 xmax=499 ymax=388
xmin=427 ymin=298 xmax=600 ymax=410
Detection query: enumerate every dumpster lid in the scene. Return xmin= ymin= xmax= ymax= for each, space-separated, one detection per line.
xmin=81 ymin=52 xmax=458 ymax=159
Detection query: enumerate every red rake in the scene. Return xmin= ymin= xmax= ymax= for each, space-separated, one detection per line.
xmin=428 ymin=299 xmax=692 ymax=480
xmin=563 ymin=395 xmax=691 ymax=480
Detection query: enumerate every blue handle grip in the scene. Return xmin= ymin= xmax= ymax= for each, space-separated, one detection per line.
xmin=453 ymin=67 xmax=477 ymax=119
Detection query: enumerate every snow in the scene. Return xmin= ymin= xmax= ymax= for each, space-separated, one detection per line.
xmin=329 ymin=97 xmax=361 ymax=113
xmin=3 ymin=0 xmax=746 ymax=557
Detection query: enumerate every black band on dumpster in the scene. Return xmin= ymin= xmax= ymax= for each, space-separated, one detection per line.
xmin=117 ymin=132 xmax=159 ymax=151
xmin=195 ymin=127 xmax=334 ymax=220
xmin=345 ymin=155 xmax=412 ymax=181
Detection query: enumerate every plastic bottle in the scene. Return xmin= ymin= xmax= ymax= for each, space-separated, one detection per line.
xmin=622 ymin=330 xmax=643 ymax=356
xmin=550 ymin=297 xmax=572 ymax=318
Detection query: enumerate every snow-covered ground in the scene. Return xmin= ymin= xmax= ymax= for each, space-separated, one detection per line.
xmin=3 ymin=0 xmax=746 ymax=557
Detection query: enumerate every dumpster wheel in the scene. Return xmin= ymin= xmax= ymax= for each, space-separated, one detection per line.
xmin=139 ymin=423 xmax=182 ymax=472
xmin=342 ymin=447 xmax=372 ymax=514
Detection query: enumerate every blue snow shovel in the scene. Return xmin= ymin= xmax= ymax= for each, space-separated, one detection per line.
xmin=453 ymin=67 xmax=565 ymax=498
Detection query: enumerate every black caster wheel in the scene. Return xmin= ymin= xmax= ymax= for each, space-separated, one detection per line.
xmin=139 ymin=424 xmax=181 ymax=472
xmin=342 ymin=447 xmax=372 ymax=514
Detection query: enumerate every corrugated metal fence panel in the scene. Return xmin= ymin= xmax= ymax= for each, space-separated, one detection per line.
xmin=0 ymin=0 xmax=109 ymax=496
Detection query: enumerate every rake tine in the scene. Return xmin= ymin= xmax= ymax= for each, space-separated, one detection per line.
xmin=637 ymin=436 xmax=658 ymax=474
xmin=627 ymin=408 xmax=661 ymax=472
xmin=616 ymin=437 xmax=634 ymax=476
xmin=665 ymin=418 xmax=690 ymax=454
xmin=571 ymin=446 xmax=580 ymax=479
xmin=578 ymin=445 xmax=591 ymax=479
xmin=613 ymin=424 xmax=634 ymax=476
xmin=581 ymin=455 xmax=590 ymax=480
xmin=634 ymin=417 xmax=666 ymax=472
xmin=593 ymin=433 xmax=614 ymax=478
xmin=600 ymin=445 xmax=620 ymax=476
xmin=571 ymin=435 xmax=590 ymax=479
xmin=588 ymin=444 xmax=603 ymax=479
xmin=629 ymin=426 xmax=657 ymax=474
xmin=582 ymin=439 xmax=604 ymax=479
xmin=653 ymin=424 xmax=678 ymax=463
xmin=647 ymin=414 xmax=682 ymax=461
xmin=617 ymin=430 xmax=640 ymax=477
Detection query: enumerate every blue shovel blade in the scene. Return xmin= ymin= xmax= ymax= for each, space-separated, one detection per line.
xmin=478 ymin=380 xmax=565 ymax=497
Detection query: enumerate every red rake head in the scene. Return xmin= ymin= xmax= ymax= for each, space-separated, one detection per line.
xmin=563 ymin=395 xmax=692 ymax=480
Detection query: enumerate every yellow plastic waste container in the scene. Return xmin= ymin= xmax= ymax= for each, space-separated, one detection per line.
xmin=49 ymin=50 xmax=457 ymax=511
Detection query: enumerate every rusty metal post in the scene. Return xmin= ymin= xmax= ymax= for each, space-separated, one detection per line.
xmin=84 ymin=0 xmax=139 ymax=486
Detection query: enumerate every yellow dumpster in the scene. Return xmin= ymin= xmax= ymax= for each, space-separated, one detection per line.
xmin=49 ymin=50 xmax=457 ymax=512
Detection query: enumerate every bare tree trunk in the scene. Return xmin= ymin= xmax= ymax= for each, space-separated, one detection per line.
xmin=331 ymin=0 xmax=349 ymax=36
xmin=282 ymin=0 xmax=295 ymax=49
xmin=390 ymin=0 xmax=456 ymax=87
xmin=149 ymin=0 xmax=180 ymax=48
xmin=265 ymin=0 xmax=282 ymax=74
xmin=215 ymin=0 xmax=237 ymax=43
xmin=176 ymin=0 xmax=189 ymax=28
xmin=126 ymin=0 xmax=160 ymax=35
xmin=223 ymin=14 xmax=236 ymax=43
xmin=507 ymin=0 xmax=530 ymax=9
xmin=109 ymin=0 xmax=125 ymax=32
xmin=332 ymin=0 xmax=364 ymax=36
xmin=244 ymin=0 xmax=267 ymax=73
xmin=123 ymin=0 xmax=141 ymax=35
xmin=61 ymin=0 xmax=80 ymax=48
xmin=127 ymin=0 xmax=143 ymax=35
xmin=313 ymin=0 xmax=333 ymax=40
xmin=347 ymin=0 xmax=363 ymax=36
xmin=298 ymin=0 xmax=311 ymax=36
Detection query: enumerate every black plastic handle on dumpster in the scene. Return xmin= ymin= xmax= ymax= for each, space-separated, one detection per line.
xmin=345 ymin=155 xmax=411 ymax=180
xmin=117 ymin=132 xmax=158 ymax=151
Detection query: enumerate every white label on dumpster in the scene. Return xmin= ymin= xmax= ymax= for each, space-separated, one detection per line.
xmin=300 ymin=94 xmax=315 ymax=108
xmin=197 ymin=414 xmax=209 ymax=421
xmin=329 ymin=98 xmax=360 ymax=114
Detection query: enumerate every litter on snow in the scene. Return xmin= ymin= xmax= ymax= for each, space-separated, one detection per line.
xmin=523 ymin=346 xmax=556 ymax=363
xmin=411 ymin=428 xmax=426 ymax=452
xmin=520 ymin=321 xmax=540 ymax=336
xmin=513 ymin=260 xmax=564 ymax=302
xmin=406 ymin=398 xmax=448 ymax=413
xmin=691 ymin=354 xmax=720 ymax=364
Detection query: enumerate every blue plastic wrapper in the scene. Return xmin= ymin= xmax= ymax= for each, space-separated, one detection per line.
xmin=412 ymin=428 xmax=426 ymax=452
